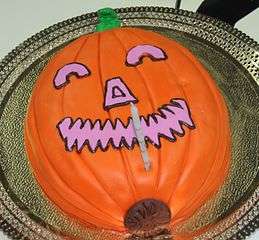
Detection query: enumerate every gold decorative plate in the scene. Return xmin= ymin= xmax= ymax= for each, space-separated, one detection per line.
xmin=0 ymin=6 xmax=258 ymax=240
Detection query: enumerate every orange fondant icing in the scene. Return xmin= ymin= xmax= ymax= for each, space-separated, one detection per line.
xmin=24 ymin=27 xmax=231 ymax=234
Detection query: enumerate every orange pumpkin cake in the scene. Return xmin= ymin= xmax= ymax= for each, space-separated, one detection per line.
xmin=24 ymin=8 xmax=231 ymax=240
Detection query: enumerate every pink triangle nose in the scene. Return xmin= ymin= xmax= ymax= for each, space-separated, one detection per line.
xmin=103 ymin=77 xmax=138 ymax=111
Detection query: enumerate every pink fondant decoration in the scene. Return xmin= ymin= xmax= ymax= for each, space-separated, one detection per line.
xmin=113 ymin=86 xmax=125 ymax=97
xmin=54 ymin=63 xmax=90 ymax=89
xmin=126 ymin=44 xmax=167 ymax=66
xmin=57 ymin=99 xmax=195 ymax=152
xmin=104 ymin=77 xmax=137 ymax=110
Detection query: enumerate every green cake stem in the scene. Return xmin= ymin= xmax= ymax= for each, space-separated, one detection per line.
xmin=96 ymin=8 xmax=121 ymax=32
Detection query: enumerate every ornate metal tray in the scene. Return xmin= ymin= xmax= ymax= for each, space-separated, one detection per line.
xmin=0 ymin=6 xmax=258 ymax=240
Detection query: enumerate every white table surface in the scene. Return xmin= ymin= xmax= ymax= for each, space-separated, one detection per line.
xmin=0 ymin=1 xmax=258 ymax=239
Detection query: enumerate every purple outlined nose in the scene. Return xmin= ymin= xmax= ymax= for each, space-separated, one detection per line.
xmin=104 ymin=77 xmax=138 ymax=110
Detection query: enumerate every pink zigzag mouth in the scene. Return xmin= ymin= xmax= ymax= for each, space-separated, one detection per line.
xmin=57 ymin=99 xmax=195 ymax=153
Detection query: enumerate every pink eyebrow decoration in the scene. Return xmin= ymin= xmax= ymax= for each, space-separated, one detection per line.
xmin=54 ymin=62 xmax=90 ymax=89
xmin=126 ymin=44 xmax=167 ymax=66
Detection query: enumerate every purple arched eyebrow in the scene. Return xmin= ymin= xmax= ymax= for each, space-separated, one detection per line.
xmin=54 ymin=62 xmax=90 ymax=89
xmin=126 ymin=44 xmax=167 ymax=66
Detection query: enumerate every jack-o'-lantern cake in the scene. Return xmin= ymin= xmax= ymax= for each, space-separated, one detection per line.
xmin=24 ymin=8 xmax=231 ymax=240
